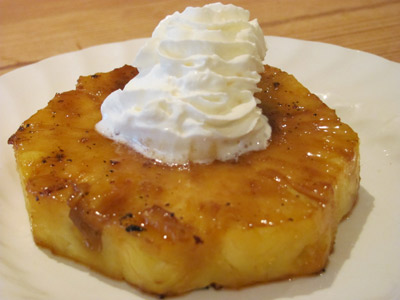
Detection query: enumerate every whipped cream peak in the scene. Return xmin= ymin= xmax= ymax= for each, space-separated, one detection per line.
xmin=96 ymin=2 xmax=272 ymax=165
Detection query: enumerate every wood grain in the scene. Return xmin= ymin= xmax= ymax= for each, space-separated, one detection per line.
xmin=0 ymin=0 xmax=399 ymax=76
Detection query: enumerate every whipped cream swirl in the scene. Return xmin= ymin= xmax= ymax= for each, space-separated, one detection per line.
xmin=96 ymin=3 xmax=271 ymax=164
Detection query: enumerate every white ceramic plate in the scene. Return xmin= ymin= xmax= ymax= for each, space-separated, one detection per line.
xmin=1 ymin=37 xmax=399 ymax=300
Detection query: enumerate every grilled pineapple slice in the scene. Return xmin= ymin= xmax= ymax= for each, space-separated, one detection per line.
xmin=8 ymin=64 xmax=360 ymax=297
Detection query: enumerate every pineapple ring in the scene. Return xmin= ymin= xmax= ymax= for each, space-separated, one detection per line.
xmin=9 ymin=64 xmax=359 ymax=297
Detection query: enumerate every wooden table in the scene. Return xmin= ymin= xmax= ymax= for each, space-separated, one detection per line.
xmin=1 ymin=0 xmax=399 ymax=76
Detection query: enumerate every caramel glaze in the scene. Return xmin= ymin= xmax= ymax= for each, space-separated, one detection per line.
xmin=9 ymin=65 xmax=359 ymax=251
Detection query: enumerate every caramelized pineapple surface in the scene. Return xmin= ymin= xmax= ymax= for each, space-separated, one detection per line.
xmin=8 ymin=65 xmax=360 ymax=296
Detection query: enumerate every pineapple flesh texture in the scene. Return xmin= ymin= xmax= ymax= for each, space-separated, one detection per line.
xmin=8 ymin=65 xmax=360 ymax=297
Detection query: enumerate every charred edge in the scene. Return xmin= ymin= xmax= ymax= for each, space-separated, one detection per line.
xmin=7 ymin=133 xmax=17 ymax=145
xmin=91 ymin=74 xmax=100 ymax=78
xmin=120 ymin=212 xmax=133 ymax=221
xmin=193 ymin=235 xmax=204 ymax=244
xmin=56 ymin=153 xmax=65 ymax=161
xmin=125 ymin=225 xmax=145 ymax=232
xmin=209 ymin=283 xmax=223 ymax=290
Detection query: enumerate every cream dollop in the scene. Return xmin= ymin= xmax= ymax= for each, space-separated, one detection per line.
xmin=96 ymin=2 xmax=271 ymax=165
